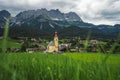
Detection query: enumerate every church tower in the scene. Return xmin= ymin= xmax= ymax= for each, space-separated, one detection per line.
xmin=46 ymin=32 xmax=59 ymax=53
xmin=54 ymin=32 xmax=59 ymax=52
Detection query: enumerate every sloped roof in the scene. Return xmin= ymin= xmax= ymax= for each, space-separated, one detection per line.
xmin=47 ymin=41 xmax=55 ymax=47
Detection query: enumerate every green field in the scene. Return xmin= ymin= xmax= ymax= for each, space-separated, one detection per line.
xmin=0 ymin=39 xmax=21 ymax=49
xmin=0 ymin=53 xmax=120 ymax=80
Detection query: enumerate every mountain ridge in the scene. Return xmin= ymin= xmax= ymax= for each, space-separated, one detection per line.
xmin=0 ymin=9 xmax=120 ymax=39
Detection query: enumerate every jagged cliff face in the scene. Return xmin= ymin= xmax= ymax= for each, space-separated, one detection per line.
xmin=14 ymin=9 xmax=82 ymax=22
xmin=9 ymin=9 xmax=83 ymax=31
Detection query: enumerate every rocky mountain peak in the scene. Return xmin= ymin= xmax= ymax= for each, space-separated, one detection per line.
xmin=0 ymin=10 xmax=11 ymax=18
xmin=65 ymin=12 xmax=82 ymax=21
xmin=0 ymin=10 xmax=11 ymax=28
xmin=15 ymin=8 xmax=82 ymax=22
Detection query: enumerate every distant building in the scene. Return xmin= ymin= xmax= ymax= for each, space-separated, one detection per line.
xmin=46 ymin=32 xmax=59 ymax=53
xmin=0 ymin=36 xmax=3 ymax=40
xmin=89 ymin=40 xmax=99 ymax=46
xmin=26 ymin=48 xmax=40 ymax=53
xmin=59 ymin=43 xmax=70 ymax=52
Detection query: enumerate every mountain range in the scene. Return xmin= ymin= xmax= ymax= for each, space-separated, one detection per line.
xmin=0 ymin=9 xmax=120 ymax=39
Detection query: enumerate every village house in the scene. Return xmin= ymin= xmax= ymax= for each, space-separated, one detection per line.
xmin=89 ymin=40 xmax=99 ymax=46
xmin=59 ymin=43 xmax=70 ymax=52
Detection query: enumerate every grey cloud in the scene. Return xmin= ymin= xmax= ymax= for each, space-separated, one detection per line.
xmin=0 ymin=0 xmax=120 ymax=25
xmin=51 ymin=1 xmax=76 ymax=9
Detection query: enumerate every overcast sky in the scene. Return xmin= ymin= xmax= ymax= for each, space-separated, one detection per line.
xmin=0 ymin=0 xmax=120 ymax=25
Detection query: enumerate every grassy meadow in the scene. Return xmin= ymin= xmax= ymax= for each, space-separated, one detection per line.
xmin=0 ymin=53 xmax=120 ymax=80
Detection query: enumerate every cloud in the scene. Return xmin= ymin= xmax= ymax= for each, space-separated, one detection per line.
xmin=0 ymin=0 xmax=120 ymax=25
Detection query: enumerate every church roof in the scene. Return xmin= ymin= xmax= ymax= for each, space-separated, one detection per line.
xmin=47 ymin=41 xmax=55 ymax=47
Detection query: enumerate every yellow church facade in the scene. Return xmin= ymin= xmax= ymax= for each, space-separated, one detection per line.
xmin=46 ymin=32 xmax=59 ymax=53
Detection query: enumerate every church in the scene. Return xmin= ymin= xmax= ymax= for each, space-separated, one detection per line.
xmin=46 ymin=32 xmax=59 ymax=53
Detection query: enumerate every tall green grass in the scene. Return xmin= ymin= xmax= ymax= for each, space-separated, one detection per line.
xmin=0 ymin=53 xmax=120 ymax=80
xmin=2 ymin=17 xmax=11 ymax=53
xmin=84 ymin=31 xmax=91 ymax=52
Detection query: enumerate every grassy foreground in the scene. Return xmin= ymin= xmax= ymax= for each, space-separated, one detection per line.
xmin=0 ymin=53 xmax=120 ymax=80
